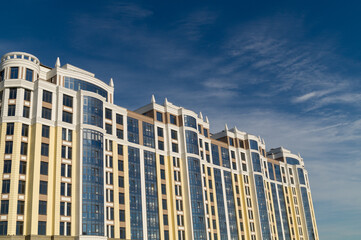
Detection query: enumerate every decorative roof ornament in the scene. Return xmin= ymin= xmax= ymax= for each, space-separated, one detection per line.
xmin=151 ymin=94 xmax=156 ymax=103
xmin=55 ymin=57 xmax=61 ymax=67
xmin=109 ymin=78 xmax=114 ymax=87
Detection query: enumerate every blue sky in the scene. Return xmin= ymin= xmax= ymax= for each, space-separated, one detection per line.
xmin=2 ymin=0 xmax=361 ymax=239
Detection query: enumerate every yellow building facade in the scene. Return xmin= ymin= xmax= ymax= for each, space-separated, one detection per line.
xmin=0 ymin=52 xmax=318 ymax=240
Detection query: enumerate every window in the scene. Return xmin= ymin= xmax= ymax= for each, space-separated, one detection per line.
xmin=3 ymin=161 xmax=11 ymax=173
xmin=23 ymin=106 xmax=30 ymax=118
xmin=42 ymin=90 xmax=52 ymax=103
xmin=62 ymin=111 xmax=73 ymax=123
xmin=60 ymin=222 xmax=64 ymax=235
xmin=119 ymin=176 xmax=124 ymax=188
xmin=161 ymin=184 xmax=166 ymax=195
xmin=163 ymin=214 xmax=168 ymax=225
xmin=156 ymin=127 xmax=163 ymax=139
xmin=0 ymin=70 xmax=4 ymax=81
xmin=158 ymin=141 xmax=164 ymax=150
xmin=41 ymin=143 xmax=49 ymax=156
xmin=170 ymin=114 xmax=177 ymax=124
xmin=19 ymin=161 xmax=26 ymax=174
xmin=62 ymin=128 xmax=72 ymax=141
xmin=63 ymin=94 xmax=73 ymax=108
xmin=21 ymin=124 xmax=29 ymax=138
xmin=119 ymin=210 xmax=125 ymax=221
xmin=9 ymin=88 xmax=17 ymax=99
xmin=39 ymin=201 xmax=47 ymax=215
xmin=16 ymin=221 xmax=23 ymax=235
xmin=42 ymin=107 xmax=51 ymax=120
xmin=39 ymin=181 xmax=47 ymax=195
xmin=118 ymin=160 xmax=124 ymax=171
xmin=172 ymin=143 xmax=179 ymax=153
xmin=156 ymin=112 xmax=163 ymax=122
xmin=161 ymin=169 xmax=166 ymax=179
xmin=40 ymin=162 xmax=48 ymax=175
xmin=105 ymin=124 xmax=112 ymax=134
xmin=6 ymin=123 xmax=14 ymax=135
xmin=160 ymin=155 xmax=164 ymax=165
xmin=119 ymin=193 xmax=124 ymax=204
xmin=5 ymin=141 xmax=13 ymax=154
xmin=229 ymin=138 xmax=234 ymax=146
xmin=38 ymin=221 xmax=46 ymax=235
xmin=42 ymin=125 xmax=50 ymax=138
xmin=0 ymin=221 xmax=7 ymax=235
xmin=162 ymin=199 xmax=167 ymax=210
xmin=20 ymin=142 xmax=28 ymax=155
xmin=2 ymin=180 xmax=10 ymax=194
xmin=105 ymin=108 xmax=112 ymax=119
xmin=116 ymin=114 xmax=123 ymax=125
xmin=8 ymin=105 xmax=15 ymax=116
xmin=0 ymin=201 xmax=9 ymax=214
xmin=119 ymin=227 xmax=126 ymax=239
xmin=25 ymin=68 xmax=33 ymax=81
xmin=10 ymin=67 xmax=19 ymax=79
xmin=24 ymin=89 xmax=31 ymax=101
xmin=116 ymin=129 xmax=123 ymax=139
xmin=204 ymin=129 xmax=208 ymax=137
xmin=18 ymin=181 xmax=25 ymax=194
xmin=171 ymin=130 xmax=178 ymax=140
xmin=118 ymin=144 xmax=123 ymax=155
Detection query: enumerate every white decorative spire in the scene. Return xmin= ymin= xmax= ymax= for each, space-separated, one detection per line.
xmin=234 ymin=126 xmax=238 ymax=132
xmin=205 ymin=116 xmax=209 ymax=123
xmin=109 ymin=78 xmax=114 ymax=87
xmin=225 ymin=124 xmax=229 ymax=131
xmin=55 ymin=57 xmax=61 ymax=67
xmin=164 ymin=98 xmax=168 ymax=105
xmin=199 ymin=112 xmax=203 ymax=120
xmin=151 ymin=94 xmax=156 ymax=103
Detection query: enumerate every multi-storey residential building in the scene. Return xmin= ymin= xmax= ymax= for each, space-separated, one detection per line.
xmin=0 ymin=51 xmax=318 ymax=240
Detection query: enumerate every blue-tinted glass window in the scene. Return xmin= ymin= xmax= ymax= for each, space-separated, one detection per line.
xmin=63 ymin=95 xmax=73 ymax=108
xmin=0 ymin=201 xmax=9 ymax=214
xmin=24 ymin=89 xmax=31 ymax=101
xmin=170 ymin=115 xmax=177 ymax=124
xmin=0 ymin=221 xmax=7 ymax=235
xmin=5 ymin=141 xmax=13 ymax=154
xmin=301 ymin=187 xmax=315 ymax=240
xmin=187 ymin=157 xmax=207 ymax=239
xmin=143 ymin=122 xmax=155 ymax=148
xmin=204 ymin=129 xmax=208 ymax=138
xmin=214 ymin=169 xmax=228 ymax=239
xmin=251 ymin=152 xmax=261 ymax=173
xmin=127 ymin=117 xmax=139 ymax=144
xmin=64 ymin=77 xmax=108 ymax=100
xmin=82 ymin=129 xmax=104 ymax=236
xmin=41 ymin=107 xmax=51 ymax=120
xmin=271 ymin=183 xmax=284 ymax=240
xmin=25 ymin=68 xmax=33 ymax=81
xmin=83 ymin=96 xmax=103 ymax=128
xmin=185 ymin=130 xmax=199 ymax=154
xmin=268 ymin=162 xmax=275 ymax=180
xmin=42 ymin=90 xmax=52 ymax=103
xmin=274 ymin=165 xmax=282 ymax=182
xmin=286 ymin=157 xmax=300 ymax=165
xmin=184 ymin=115 xmax=197 ymax=129
xmin=144 ymin=151 xmax=160 ymax=239
xmin=62 ymin=111 xmax=73 ymax=123
xmin=211 ymin=144 xmax=220 ymax=166
xmin=224 ymin=172 xmax=238 ymax=239
xmin=38 ymin=221 xmax=46 ymax=235
xmin=254 ymin=175 xmax=271 ymax=239
xmin=298 ymin=168 xmax=306 ymax=185
xmin=221 ymin=147 xmax=230 ymax=168
xmin=8 ymin=105 xmax=15 ymax=116
xmin=9 ymin=88 xmax=17 ymax=99
xmin=116 ymin=114 xmax=123 ymax=125
xmin=128 ymin=147 xmax=143 ymax=239
xmin=156 ymin=112 xmax=163 ymax=122
xmin=10 ymin=67 xmax=18 ymax=79
xmin=249 ymin=140 xmax=258 ymax=150
xmin=3 ymin=161 xmax=11 ymax=174
xmin=39 ymin=181 xmax=47 ymax=195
